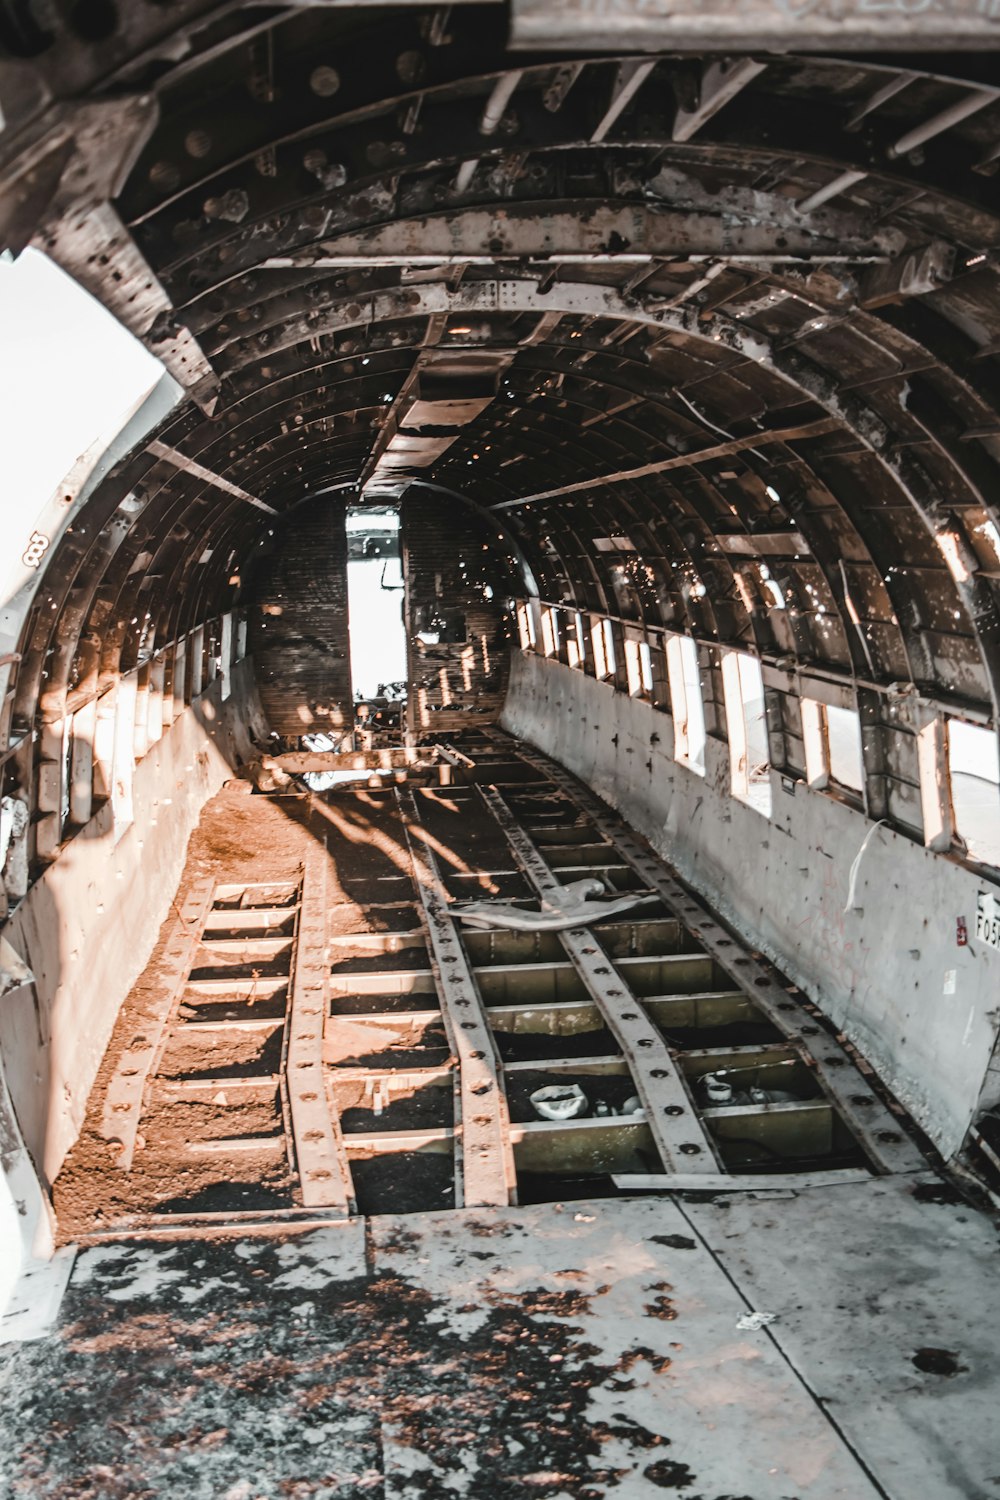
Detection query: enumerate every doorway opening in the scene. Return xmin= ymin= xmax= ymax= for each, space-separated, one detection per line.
xmin=346 ymin=506 xmax=408 ymax=740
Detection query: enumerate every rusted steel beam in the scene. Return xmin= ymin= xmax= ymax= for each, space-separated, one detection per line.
xmin=147 ymin=441 xmax=277 ymax=515
xmin=259 ymin=748 xmax=434 ymax=775
xmin=496 ymin=417 xmax=841 ymax=509
xmin=395 ymin=785 xmax=517 ymax=1209
xmin=274 ymin=206 xmax=888 ymax=270
xmin=287 ymin=846 xmax=355 ymax=1212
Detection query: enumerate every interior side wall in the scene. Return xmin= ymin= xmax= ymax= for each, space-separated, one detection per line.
xmin=502 ymin=650 xmax=1000 ymax=1160
xmin=0 ymin=661 xmax=264 ymax=1185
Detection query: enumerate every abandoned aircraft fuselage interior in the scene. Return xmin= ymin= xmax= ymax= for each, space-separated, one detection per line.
xmin=2 ymin=3 xmax=1000 ymax=1494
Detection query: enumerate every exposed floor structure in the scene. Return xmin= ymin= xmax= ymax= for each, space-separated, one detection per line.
xmin=4 ymin=733 xmax=996 ymax=1497
xmin=55 ymin=732 xmax=916 ymax=1238
xmin=1 ymin=1183 xmax=997 ymax=1498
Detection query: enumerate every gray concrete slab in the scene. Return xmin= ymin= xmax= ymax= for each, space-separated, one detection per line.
xmin=1 ymin=1186 xmax=996 ymax=1498
xmin=371 ymin=1198 xmax=882 ymax=1498
xmin=683 ymin=1174 xmax=1000 ymax=1500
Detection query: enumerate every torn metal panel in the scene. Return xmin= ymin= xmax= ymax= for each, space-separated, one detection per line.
xmin=362 ymin=348 xmax=514 ymax=501
xmin=25 ymin=94 xmax=218 ymax=410
xmin=40 ymin=202 xmax=219 ymax=412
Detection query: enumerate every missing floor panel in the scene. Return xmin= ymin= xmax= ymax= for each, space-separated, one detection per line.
xmin=55 ymin=736 xmax=924 ymax=1239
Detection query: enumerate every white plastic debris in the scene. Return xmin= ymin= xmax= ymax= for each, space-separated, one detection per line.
xmin=703 ymin=1073 xmax=734 ymax=1105
xmin=530 ymin=1083 xmax=588 ymax=1121
xmin=456 ymin=877 xmax=658 ymax=932
xmin=736 ymin=1310 xmax=779 ymax=1331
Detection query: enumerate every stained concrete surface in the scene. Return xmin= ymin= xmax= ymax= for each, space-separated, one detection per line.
xmin=1 ymin=1183 xmax=997 ymax=1499
xmin=683 ymin=1175 xmax=1000 ymax=1500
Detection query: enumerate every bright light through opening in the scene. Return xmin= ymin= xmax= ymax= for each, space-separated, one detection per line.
xmin=0 ymin=249 xmax=163 ymax=575
xmin=346 ymin=507 xmax=408 ymax=700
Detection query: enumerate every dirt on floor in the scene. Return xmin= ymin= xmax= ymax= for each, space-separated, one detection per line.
xmin=53 ymin=781 xmax=397 ymax=1241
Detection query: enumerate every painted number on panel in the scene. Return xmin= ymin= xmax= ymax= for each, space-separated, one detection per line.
xmin=975 ymin=891 xmax=1000 ymax=951
xmin=21 ymin=531 xmax=50 ymax=569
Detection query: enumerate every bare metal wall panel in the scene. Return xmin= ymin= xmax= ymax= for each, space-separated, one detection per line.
xmin=248 ymin=499 xmax=352 ymax=737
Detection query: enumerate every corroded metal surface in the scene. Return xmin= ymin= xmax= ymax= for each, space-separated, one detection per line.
xmin=288 ymin=846 xmax=355 ymax=1213
xmin=395 ymin=785 xmax=517 ymax=1208
xmin=7 ymin=27 xmax=1000 ymax=826
xmin=510 ymin=736 xmax=927 ymax=1176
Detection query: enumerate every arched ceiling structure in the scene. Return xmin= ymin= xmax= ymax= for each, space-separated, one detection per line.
xmin=4 ymin=3 xmax=1000 ymax=742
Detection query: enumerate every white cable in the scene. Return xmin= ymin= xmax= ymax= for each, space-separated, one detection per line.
xmin=844 ymin=819 xmax=888 ymax=913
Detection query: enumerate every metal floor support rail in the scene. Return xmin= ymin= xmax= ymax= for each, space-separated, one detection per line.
xmin=288 ymin=844 xmax=354 ymax=1213
xmin=478 ymin=782 xmax=720 ymax=1173
xmin=394 ymin=783 xmax=517 ymax=1208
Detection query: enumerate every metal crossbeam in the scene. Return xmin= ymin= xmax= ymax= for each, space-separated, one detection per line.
xmin=493 ymin=416 xmax=841 ymax=509
xmin=147 ymin=441 xmax=278 ymax=515
xmin=280 ymin=205 xmax=889 ymax=269
xmin=395 ymin=786 xmax=517 ymax=1208
xmin=672 ymin=59 xmax=766 ymax=143
xmin=592 ymin=60 xmax=656 ymax=143
xmin=510 ymin=0 xmax=1000 ymax=51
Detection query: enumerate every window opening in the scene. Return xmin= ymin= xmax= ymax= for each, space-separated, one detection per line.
xmin=948 ymin=718 xmax=1000 ymax=867
xmin=802 ymin=698 xmax=864 ymax=798
xmin=346 ymin=507 xmax=407 ymax=701
xmin=625 ymin=637 xmax=653 ymax=698
xmin=517 ymin=600 xmax=536 ymax=650
xmin=603 ymin=619 xmax=616 ymax=675
xmin=59 ymin=716 xmax=71 ymax=831
xmin=826 ymin=704 xmax=864 ymax=794
xmin=541 ymin=606 xmax=560 ymax=659
xmin=567 ymin=611 xmax=586 ymax=669
xmin=639 ymin=641 xmax=654 ymax=694
xmin=591 ymin=616 xmax=617 ymax=681
xmin=722 ymin=651 xmax=771 ymax=816
xmin=0 ymin=794 xmax=16 ymax=872
xmin=591 ymin=616 xmax=610 ymax=680
xmin=665 ymin=634 xmax=706 ymax=775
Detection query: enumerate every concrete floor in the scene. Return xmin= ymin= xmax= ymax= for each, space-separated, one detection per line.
xmin=1 ymin=1176 xmax=996 ymax=1499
